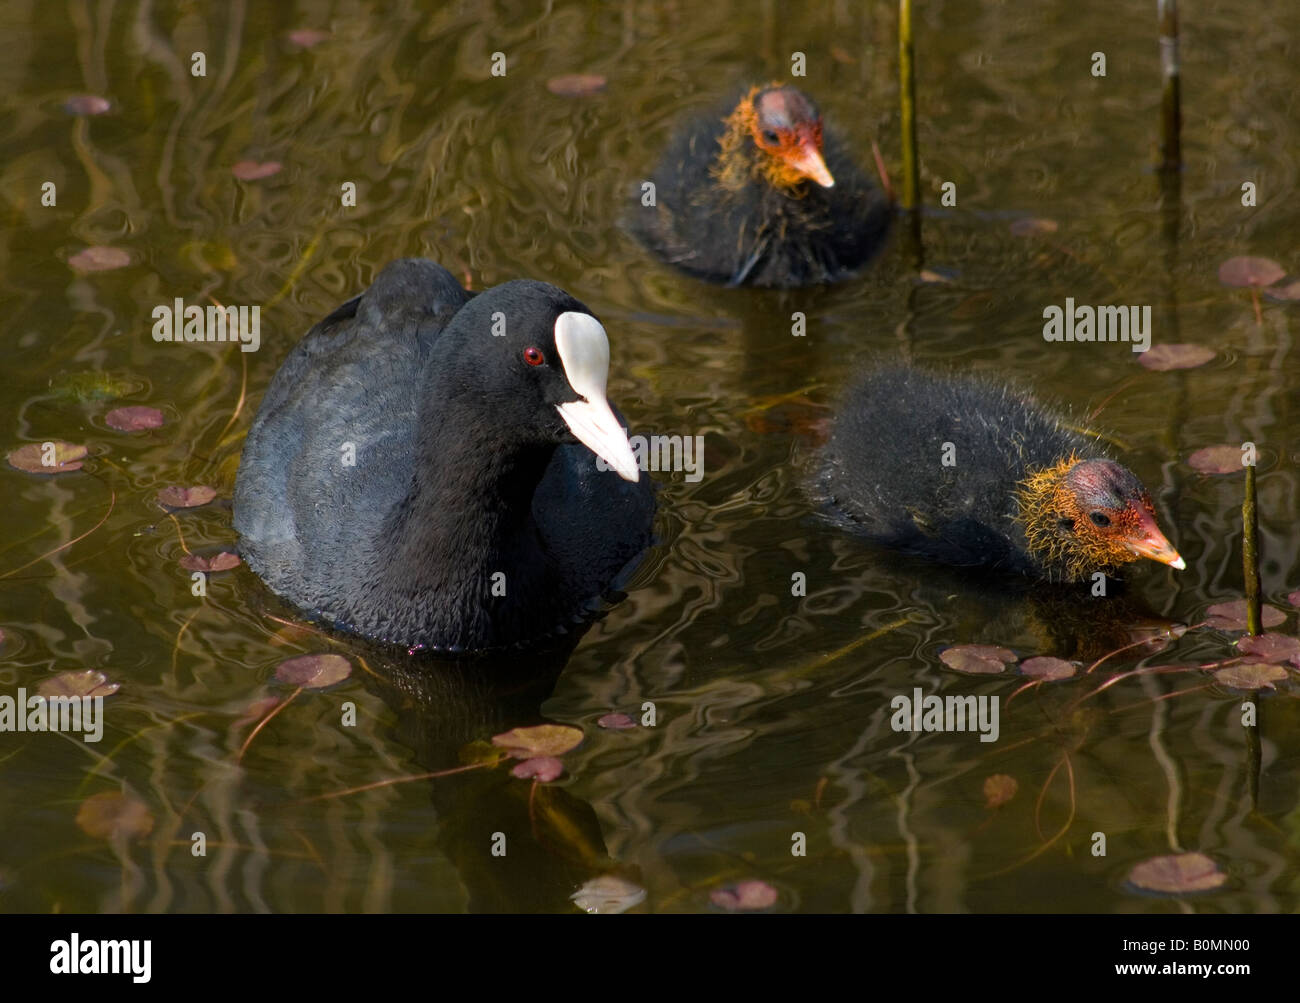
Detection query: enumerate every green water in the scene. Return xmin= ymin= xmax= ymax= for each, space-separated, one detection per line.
xmin=1 ymin=0 xmax=1298 ymax=913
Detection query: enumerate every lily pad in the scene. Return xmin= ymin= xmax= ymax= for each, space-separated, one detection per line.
xmin=1138 ymin=344 xmax=1215 ymax=371
xmin=7 ymin=441 xmax=87 ymax=474
xmin=1019 ymin=656 xmax=1076 ymax=681
xmin=1218 ymin=256 xmax=1284 ymax=288
xmin=105 ymin=405 xmax=164 ymax=431
xmin=710 ymin=880 xmax=779 ymax=912
xmin=231 ymin=695 xmax=282 ymax=731
xmin=50 ymin=371 xmax=139 ymax=403
xmin=1235 ymin=633 xmax=1300 ymax=662
xmin=274 ymin=653 xmax=351 ymax=689
xmin=64 ymin=95 xmax=111 ymax=115
xmin=37 ymin=670 xmax=120 ymax=699
xmin=179 ymin=551 xmax=241 ymax=572
xmin=287 ymin=29 xmax=330 ymax=48
xmin=458 ymin=740 xmax=508 ymax=767
xmin=1127 ymin=852 xmax=1226 ymax=894
xmin=68 ymin=246 xmax=130 ymax=272
xmin=1127 ymin=622 xmax=1187 ymax=654
xmin=157 ymin=485 xmax=216 ymax=508
xmin=1009 ymin=218 xmax=1058 ymax=237
xmin=511 ymin=756 xmax=564 ymax=781
xmin=232 ymin=160 xmax=282 ymax=180
xmin=546 ymin=74 xmax=607 ymax=97
xmin=1187 ymin=445 xmax=1246 ymax=475
xmin=1204 ymin=600 xmax=1285 ymax=631
xmin=491 ymin=723 xmax=583 ymax=759
xmin=597 ymin=713 xmax=636 ymax=730
xmin=571 ymin=875 xmax=647 ymax=915
xmin=940 ymin=644 xmax=1015 ymax=675
xmin=75 ymin=792 xmax=154 ymax=842
xmin=983 ymin=774 xmax=1018 ymax=809
xmin=1213 ymin=662 xmax=1288 ymax=690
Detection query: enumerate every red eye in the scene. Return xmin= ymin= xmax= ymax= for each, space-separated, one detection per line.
xmin=523 ymin=346 xmax=545 ymax=366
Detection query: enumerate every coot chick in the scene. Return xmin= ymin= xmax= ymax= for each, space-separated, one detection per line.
xmin=233 ymin=259 xmax=655 ymax=652
xmin=632 ymin=83 xmax=892 ymax=287
xmin=819 ymin=365 xmax=1184 ymax=583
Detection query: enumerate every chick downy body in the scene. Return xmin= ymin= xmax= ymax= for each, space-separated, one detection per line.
xmin=632 ymin=83 xmax=892 ymax=288
xmin=819 ymin=365 xmax=1183 ymax=583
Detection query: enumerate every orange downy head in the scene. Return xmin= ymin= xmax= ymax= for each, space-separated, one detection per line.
xmin=1018 ymin=455 xmax=1184 ymax=581
xmin=715 ymin=84 xmax=835 ymax=193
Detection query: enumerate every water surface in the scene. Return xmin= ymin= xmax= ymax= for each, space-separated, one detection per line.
xmin=1 ymin=0 xmax=1298 ymax=913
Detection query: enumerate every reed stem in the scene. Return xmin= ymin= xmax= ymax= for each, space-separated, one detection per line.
xmin=899 ymin=0 xmax=920 ymax=209
xmin=1158 ymin=0 xmax=1181 ymax=171
xmin=1242 ymin=462 xmax=1262 ymax=635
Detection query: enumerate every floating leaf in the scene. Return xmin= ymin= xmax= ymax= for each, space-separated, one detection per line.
xmin=1009 ymin=218 xmax=1058 ymax=237
xmin=50 ymin=371 xmax=139 ymax=403
xmin=1126 ymin=622 xmax=1186 ymax=654
xmin=1204 ymin=600 xmax=1285 ymax=631
xmin=546 ymin=74 xmax=607 ymax=97
xmin=267 ymin=621 xmax=321 ymax=647
xmin=274 ymin=653 xmax=351 ymax=689
xmin=286 ymin=29 xmax=330 ymax=48
xmin=157 ymin=484 xmax=216 ymax=508
xmin=76 ymin=792 xmax=154 ymax=842
xmin=67 ymin=246 xmax=130 ymax=272
xmin=458 ymin=740 xmax=508 ymax=767
xmin=597 ymin=713 xmax=636 ymax=730
xmin=1218 ymin=256 xmax=1284 ymax=288
xmin=710 ymin=880 xmax=778 ymax=912
xmin=1138 ymin=344 xmax=1215 ymax=371
xmin=1213 ymin=662 xmax=1288 ymax=690
xmin=7 ymin=441 xmax=87 ymax=474
xmin=1236 ymin=633 xmax=1300 ymax=662
xmin=960 ymin=644 xmax=1016 ymax=662
xmin=231 ymin=695 xmax=282 ymax=731
xmin=571 ymin=875 xmax=647 ymax=914
xmin=64 ymin=95 xmax=110 ymax=115
xmin=951 ymin=291 xmax=994 ymax=319
xmin=1187 ymin=445 xmax=1246 ymax=475
xmin=1127 ymin=852 xmax=1226 ymax=894
xmin=511 ymin=756 xmax=564 ymax=781
xmin=37 ymin=670 xmax=119 ymax=699
xmin=179 ymin=551 xmax=241 ymax=572
xmin=1019 ymin=656 xmax=1076 ymax=681
xmin=940 ymin=644 xmax=1015 ymax=675
xmin=105 ymin=405 xmax=164 ymax=431
xmin=745 ymin=399 xmax=833 ymax=444
xmin=983 ymin=774 xmax=1018 ymax=809
xmin=491 ymin=723 xmax=583 ymax=759
xmin=232 ymin=160 xmax=282 ymax=180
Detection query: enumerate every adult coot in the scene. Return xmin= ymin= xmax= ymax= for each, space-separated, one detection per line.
xmin=632 ymin=82 xmax=892 ymax=287
xmin=819 ymin=364 xmax=1185 ymax=583
xmin=233 ymin=259 xmax=655 ymax=652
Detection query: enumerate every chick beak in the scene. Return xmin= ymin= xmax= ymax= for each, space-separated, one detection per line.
xmin=1123 ymin=510 xmax=1186 ymax=570
xmin=785 ymin=139 xmax=835 ymax=188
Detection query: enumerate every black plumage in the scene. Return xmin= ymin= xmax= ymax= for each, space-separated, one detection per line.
xmin=631 ymin=84 xmax=892 ymax=288
xmin=818 ymin=364 xmax=1182 ymax=583
xmin=233 ymin=259 xmax=655 ymax=652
